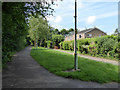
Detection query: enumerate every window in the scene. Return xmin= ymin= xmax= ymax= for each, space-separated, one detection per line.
xmin=79 ymin=35 xmax=82 ymax=38
xmin=87 ymin=34 xmax=92 ymax=37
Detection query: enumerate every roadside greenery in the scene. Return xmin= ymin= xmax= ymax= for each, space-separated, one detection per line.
xmin=2 ymin=3 xmax=28 ymax=66
xmin=59 ymin=35 xmax=120 ymax=60
xmin=2 ymin=2 xmax=55 ymax=67
xmin=28 ymin=16 xmax=49 ymax=47
xmin=52 ymin=35 xmax=64 ymax=46
xmin=31 ymin=47 xmax=119 ymax=83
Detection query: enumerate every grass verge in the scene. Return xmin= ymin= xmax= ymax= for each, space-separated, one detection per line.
xmin=59 ymin=49 xmax=119 ymax=61
xmin=30 ymin=47 xmax=119 ymax=83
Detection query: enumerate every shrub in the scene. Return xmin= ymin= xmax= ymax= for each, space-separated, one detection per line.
xmin=61 ymin=35 xmax=118 ymax=60
xmin=96 ymin=37 xmax=116 ymax=55
xmin=46 ymin=41 xmax=52 ymax=48
xmin=62 ymin=41 xmax=69 ymax=50
xmin=52 ymin=35 xmax=64 ymax=47
xmin=88 ymin=44 xmax=98 ymax=56
xmin=77 ymin=39 xmax=91 ymax=53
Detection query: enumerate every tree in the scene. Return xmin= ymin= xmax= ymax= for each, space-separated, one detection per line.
xmin=2 ymin=1 xmax=55 ymax=65
xmin=51 ymin=28 xmax=60 ymax=35
xmin=52 ymin=35 xmax=64 ymax=46
xmin=114 ymin=29 xmax=119 ymax=35
xmin=68 ymin=28 xmax=74 ymax=33
xmin=60 ymin=29 xmax=69 ymax=36
xmin=28 ymin=16 xmax=49 ymax=47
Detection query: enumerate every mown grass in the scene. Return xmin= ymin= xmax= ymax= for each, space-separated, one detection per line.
xmin=30 ymin=47 xmax=119 ymax=83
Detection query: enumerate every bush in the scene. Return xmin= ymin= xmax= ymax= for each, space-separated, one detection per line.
xmin=77 ymin=39 xmax=91 ymax=53
xmin=52 ymin=35 xmax=64 ymax=47
xmin=61 ymin=35 xmax=119 ymax=60
xmin=62 ymin=41 xmax=69 ymax=50
xmin=96 ymin=37 xmax=116 ymax=55
xmin=88 ymin=44 xmax=98 ymax=56
xmin=46 ymin=41 xmax=52 ymax=48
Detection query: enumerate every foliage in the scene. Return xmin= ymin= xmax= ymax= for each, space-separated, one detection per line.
xmin=2 ymin=1 xmax=55 ymax=66
xmin=25 ymin=2 xmax=55 ymax=18
xmin=68 ymin=28 xmax=74 ymax=33
xmin=31 ymin=47 xmax=118 ymax=83
xmin=77 ymin=38 xmax=91 ymax=53
xmin=60 ymin=29 xmax=69 ymax=36
xmin=28 ymin=16 xmax=50 ymax=47
xmin=46 ymin=41 xmax=52 ymax=48
xmin=60 ymin=41 xmax=74 ymax=50
xmin=2 ymin=3 xmax=28 ymax=65
xmin=96 ymin=37 xmax=116 ymax=55
xmin=60 ymin=35 xmax=119 ymax=60
xmin=52 ymin=29 xmax=60 ymax=35
xmin=52 ymin=35 xmax=64 ymax=46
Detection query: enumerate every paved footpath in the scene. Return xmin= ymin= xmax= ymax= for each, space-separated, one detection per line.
xmin=54 ymin=49 xmax=118 ymax=65
xmin=2 ymin=46 xmax=118 ymax=88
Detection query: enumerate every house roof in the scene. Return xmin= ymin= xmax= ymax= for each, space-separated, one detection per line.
xmin=78 ymin=27 xmax=106 ymax=34
xmin=65 ymin=27 xmax=107 ymax=37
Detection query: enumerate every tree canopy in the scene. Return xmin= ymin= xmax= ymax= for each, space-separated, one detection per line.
xmin=2 ymin=1 xmax=55 ymax=66
xmin=28 ymin=16 xmax=49 ymax=46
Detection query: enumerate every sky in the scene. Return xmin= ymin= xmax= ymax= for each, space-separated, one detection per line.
xmin=46 ymin=0 xmax=119 ymax=35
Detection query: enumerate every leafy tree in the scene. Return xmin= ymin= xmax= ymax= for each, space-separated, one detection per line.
xmin=2 ymin=1 xmax=56 ymax=65
xmin=2 ymin=2 xmax=28 ymax=65
xmin=113 ymin=28 xmax=119 ymax=35
xmin=28 ymin=16 xmax=49 ymax=47
xmin=68 ymin=28 xmax=74 ymax=33
xmin=60 ymin=29 xmax=69 ymax=36
xmin=54 ymin=29 xmax=60 ymax=34
xmin=52 ymin=35 xmax=64 ymax=46
xmin=51 ymin=28 xmax=60 ymax=35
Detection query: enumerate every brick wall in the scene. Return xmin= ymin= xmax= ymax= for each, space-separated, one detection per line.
xmin=85 ymin=29 xmax=107 ymax=38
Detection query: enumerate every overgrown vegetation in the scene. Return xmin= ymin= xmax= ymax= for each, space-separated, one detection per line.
xmin=28 ymin=16 xmax=50 ymax=47
xmin=59 ymin=35 xmax=120 ymax=60
xmin=2 ymin=2 xmax=55 ymax=67
xmin=2 ymin=3 xmax=28 ymax=67
xmin=31 ymin=47 xmax=119 ymax=83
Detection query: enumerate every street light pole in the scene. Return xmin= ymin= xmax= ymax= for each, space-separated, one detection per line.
xmin=74 ymin=0 xmax=78 ymax=70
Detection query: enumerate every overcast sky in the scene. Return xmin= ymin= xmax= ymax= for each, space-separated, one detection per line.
xmin=46 ymin=0 xmax=119 ymax=35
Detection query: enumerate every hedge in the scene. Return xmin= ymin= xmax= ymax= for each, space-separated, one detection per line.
xmin=46 ymin=41 xmax=52 ymax=48
xmin=60 ymin=35 xmax=119 ymax=60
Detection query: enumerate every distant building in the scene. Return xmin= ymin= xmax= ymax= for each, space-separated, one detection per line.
xmin=64 ymin=27 xmax=107 ymax=41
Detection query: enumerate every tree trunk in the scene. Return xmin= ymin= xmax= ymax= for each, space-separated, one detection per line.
xmin=34 ymin=40 xmax=36 ymax=48
xmin=40 ymin=40 xmax=42 ymax=47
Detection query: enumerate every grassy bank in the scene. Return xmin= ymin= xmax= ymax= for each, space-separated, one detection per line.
xmin=59 ymin=49 xmax=119 ymax=61
xmin=31 ymin=47 xmax=119 ymax=83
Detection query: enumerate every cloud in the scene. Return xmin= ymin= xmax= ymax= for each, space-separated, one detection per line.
xmin=78 ymin=11 xmax=117 ymax=24
xmin=86 ymin=16 xmax=96 ymax=24
xmin=54 ymin=16 xmax=62 ymax=23
xmin=46 ymin=15 xmax=62 ymax=24
xmin=51 ymin=24 xmax=63 ymax=30
xmin=46 ymin=16 xmax=54 ymax=21
xmin=78 ymin=0 xmax=84 ymax=8
xmin=97 ymin=11 xmax=118 ymax=19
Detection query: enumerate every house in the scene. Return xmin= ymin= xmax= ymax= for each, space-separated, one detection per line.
xmin=64 ymin=27 xmax=107 ymax=41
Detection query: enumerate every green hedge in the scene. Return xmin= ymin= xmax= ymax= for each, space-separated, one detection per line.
xmin=46 ymin=41 xmax=52 ymax=48
xmin=60 ymin=35 xmax=119 ymax=60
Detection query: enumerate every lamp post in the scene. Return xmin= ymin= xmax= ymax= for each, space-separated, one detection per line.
xmin=74 ymin=0 xmax=78 ymax=70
